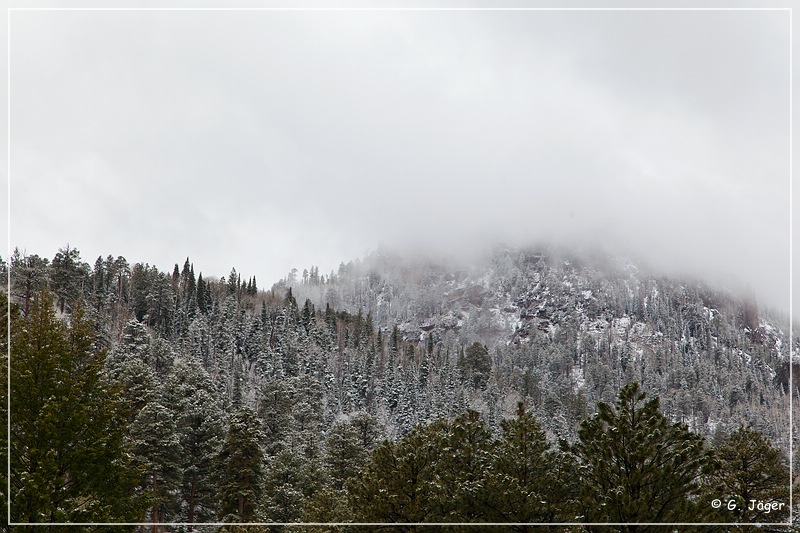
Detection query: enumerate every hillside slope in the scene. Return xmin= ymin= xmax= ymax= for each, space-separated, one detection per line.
xmin=290 ymin=245 xmax=794 ymax=444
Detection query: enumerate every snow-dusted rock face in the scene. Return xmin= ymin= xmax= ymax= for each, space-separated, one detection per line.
xmin=293 ymin=245 xmax=794 ymax=445
xmin=300 ymin=246 xmax=788 ymax=359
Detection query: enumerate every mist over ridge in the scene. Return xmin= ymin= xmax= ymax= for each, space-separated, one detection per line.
xmin=278 ymin=237 xmax=791 ymax=329
xmin=5 ymin=7 xmax=795 ymax=526
xmin=9 ymin=9 xmax=791 ymax=317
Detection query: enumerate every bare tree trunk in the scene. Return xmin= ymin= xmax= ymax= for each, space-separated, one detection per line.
xmin=188 ymin=482 xmax=196 ymax=532
xmin=152 ymin=471 xmax=158 ymax=533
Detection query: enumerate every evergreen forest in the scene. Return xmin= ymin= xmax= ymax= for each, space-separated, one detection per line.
xmin=2 ymin=244 xmax=797 ymax=531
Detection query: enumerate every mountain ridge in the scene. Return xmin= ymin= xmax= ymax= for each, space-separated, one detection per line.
xmin=285 ymin=244 xmax=793 ymax=444
xmin=7 ymin=242 xmax=795 ymax=447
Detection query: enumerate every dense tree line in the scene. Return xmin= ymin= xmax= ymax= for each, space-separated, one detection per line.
xmin=2 ymin=245 xmax=795 ymax=530
xmin=344 ymin=384 xmax=791 ymax=530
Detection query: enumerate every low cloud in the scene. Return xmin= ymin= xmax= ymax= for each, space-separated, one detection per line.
xmin=8 ymin=8 xmax=792 ymax=314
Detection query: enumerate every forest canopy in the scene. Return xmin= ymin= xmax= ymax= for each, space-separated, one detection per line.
xmin=2 ymin=245 xmax=794 ymax=529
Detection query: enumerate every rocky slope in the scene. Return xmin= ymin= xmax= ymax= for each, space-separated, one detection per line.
xmin=291 ymin=244 xmax=795 ymax=445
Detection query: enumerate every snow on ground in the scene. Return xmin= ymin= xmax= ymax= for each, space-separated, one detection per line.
xmin=572 ymin=365 xmax=586 ymax=390
xmin=613 ymin=315 xmax=631 ymax=337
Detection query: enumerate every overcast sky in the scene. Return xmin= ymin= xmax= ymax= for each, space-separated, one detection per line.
xmin=6 ymin=6 xmax=794 ymax=316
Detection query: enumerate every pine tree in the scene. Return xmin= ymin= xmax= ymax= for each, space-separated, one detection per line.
xmin=483 ymin=403 xmax=578 ymax=527
xmin=228 ymin=267 xmax=239 ymax=296
xmin=349 ymin=419 xmax=449 ymax=523
xmin=259 ymin=379 xmax=295 ymax=455
xmin=129 ymin=397 xmax=184 ymax=529
xmin=435 ymin=410 xmax=493 ymax=523
xmin=186 ymin=264 xmax=197 ymax=319
xmin=572 ymin=383 xmax=710 ymax=530
xmin=325 ymin=420 xmax=369 ymax=490
xmin=115 ymin=355 xmax=159 ymax=423
xmin=301 ymin=299 xmax=315 ymax=334
xmin=164 ymin=356 xmax=226 ymax=526
xmin=218 ymin=406 xmax=264 ymax=521
xmin=301 ymin=486 xmax=351 ymax=525
xmin=349 ymin=411 xmax=380 ymax=450
xmin=197 ymin=272 xmax=207 ymax=314
xmin=10 ymin=293 xmax=145 ymax=523
xmin=50 ymin=244 xmax=88 ymax=313
xmin=262 ymin=448 xmax=327 ymax=523
xmin=91 ymin=256 xmax=108 ymax=317
xmin=460 ymin=342 xmax=492 ymax=389
xmin=0 ymin=291 xmax=14 ymax=516
xmin=105 ymin=318 xmax=151 ymax=379
xmin=0 ymin=254 xmax=7 ymax=287
xmin=704 ymin=425 xmax=790 ymax=523
xmin=148 ymin=337 xmax=175 ymax=376
xmin=9 ymin=249 xmax=49 ymax=316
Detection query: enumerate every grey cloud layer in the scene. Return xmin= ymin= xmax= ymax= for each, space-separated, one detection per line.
xmin=10 ymin=9 xmax=792 ymax=313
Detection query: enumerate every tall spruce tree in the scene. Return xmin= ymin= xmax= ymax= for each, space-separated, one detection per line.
xmin=164 ymin=356 xmax=226 ymax=526
xmin=197 ymin=273 xmax=207 ymax=314
xmin=105 ymin=318 xmax=151 ymax=380
xmin=461 ymin=342 xmax=492 ymax=389
xmin=218 ymin=406 xmax=265 ymax=521
xmin=129 ymin=395 xmax=183 ymax=529
xmin=325 ymin=420 xmax=370 ymax=490
xmin=262 ymin=448 xmax=327 ymax=523
xmin=115 ymin=355 xmax=158 ymax=423
xmin=258 ymin=379 xmax=295 ymax=455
